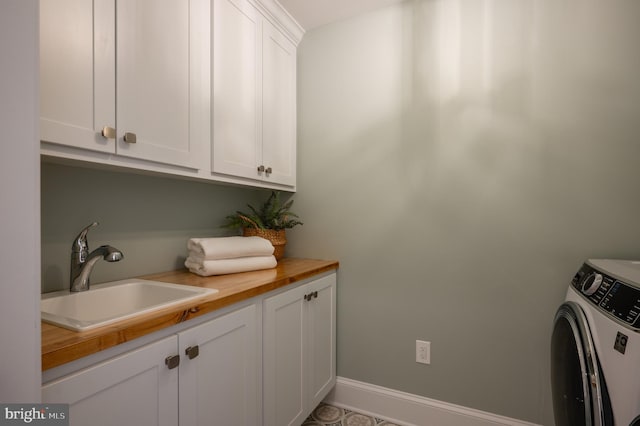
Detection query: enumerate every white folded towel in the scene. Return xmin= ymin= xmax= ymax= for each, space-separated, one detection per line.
xmin=187 ymin=236 xmax=273 ymax=260
xmin=184 ymin=255 xmax=277 ymax=276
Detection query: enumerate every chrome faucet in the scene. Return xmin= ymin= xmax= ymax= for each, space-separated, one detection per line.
xmin=70 ymin=222 xmax=124 ymax=292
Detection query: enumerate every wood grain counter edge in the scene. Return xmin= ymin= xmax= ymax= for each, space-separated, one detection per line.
xmin=42 ymin=258 xmax=339 ymax=371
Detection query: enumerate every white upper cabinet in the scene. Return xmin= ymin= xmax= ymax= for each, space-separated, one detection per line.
xmin=212 ymin=0 xmax=298 ymax=188
xmin=262 ymin=19 xmax=297 ymax=186
xmin=40 ymin=0 xmax=206 ymax=169
xmin=40 ymin=0 xmax=115 ymax=154
xmin=212 ymin=0 xmax=261 ymax=180
xmin=115 ymin=0 xmax=201 ymax=167
xmin=40 ymin=0 xmax=301 ymax=188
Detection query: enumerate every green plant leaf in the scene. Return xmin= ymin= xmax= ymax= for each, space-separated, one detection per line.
xmin=223 ymin=191 xmax=303 ymax=230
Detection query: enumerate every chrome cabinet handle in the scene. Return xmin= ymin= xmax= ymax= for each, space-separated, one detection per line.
xmin=265 ymin=167 xmax=272 ymax=176
xmin=123 ymin=132 xmax=137 ymax=144
xmin=165 ymin=354 xmax=180 ymax=370
xmin=101 ymin=126 xmax=116 ymax=139
xmin=185 ymin=345 xmax=199 ymax=360
xmin=257 ymin=165 xmax=265 ymax=173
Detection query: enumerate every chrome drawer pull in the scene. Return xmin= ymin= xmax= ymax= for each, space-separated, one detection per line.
xmin=101 ymin=126 xmax=116 ymax=139
xmin=123 ymin=132 xmax=137 ymax=144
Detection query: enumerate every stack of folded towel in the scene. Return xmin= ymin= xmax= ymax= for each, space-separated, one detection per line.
xmin=184 ymin=236 xmax=277 ymax=276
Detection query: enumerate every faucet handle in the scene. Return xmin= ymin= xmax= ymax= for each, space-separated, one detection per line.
xmin=72 ymin=222 xmax=99 ymax=253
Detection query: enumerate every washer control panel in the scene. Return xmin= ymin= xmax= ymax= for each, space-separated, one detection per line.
xmin=572 ymin=263 xmax=640 ymax=330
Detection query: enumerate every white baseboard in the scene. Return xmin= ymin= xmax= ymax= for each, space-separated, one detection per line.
xmin=323 ymin=377 xmax=542 ymax=426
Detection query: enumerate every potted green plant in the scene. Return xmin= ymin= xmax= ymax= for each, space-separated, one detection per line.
xmin=225 ymin=191 xmax=303 ymax=260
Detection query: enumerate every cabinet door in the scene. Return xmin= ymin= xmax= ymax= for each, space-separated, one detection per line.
xmin=263 ymin=284 xmax=308 ymax=426
xmin=212 ymin=0 xmax=262 ymax=180
xmin=42 ymin=335 xmax=178 ymax=426
xmin=116 ymin=0 xmax=203 ymax=168
xmin=179 ymin=305 xmax=259 ymax=426
xmin=307 ymin=274 xmax=337 ymax=408
xmin=40 ymin=0 xmax=115 ymax=152
xmin=261 ymin=20 xmax=297 ymax=186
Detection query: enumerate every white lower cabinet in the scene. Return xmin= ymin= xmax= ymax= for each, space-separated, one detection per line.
xmin=43 ymin=304 xmax=257 ymax=426
xmin=178 ymin=304 xmax=258 ymax=426
xmin=263 ymin=273 xmax=337 ymax=426
xmin=42 ymin=272 xmax=336 ymax=426
xmin=42 ymin=335 xmax=179 ymax=426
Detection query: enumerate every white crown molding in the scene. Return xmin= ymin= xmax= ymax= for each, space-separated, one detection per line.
xmin=251 ymin=0 xmax=305 ymax=45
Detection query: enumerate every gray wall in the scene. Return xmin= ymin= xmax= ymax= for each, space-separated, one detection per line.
xmin=41 ymin=163 xmax=270 ymax=293
xmin=0 ymin=0 xmax=41 ymax=402
xmin=288 ymin=1 xmax=640 ymax=424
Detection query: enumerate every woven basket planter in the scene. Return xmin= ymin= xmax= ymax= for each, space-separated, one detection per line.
xmin=243 ymin=228 xmax=287 ymax=260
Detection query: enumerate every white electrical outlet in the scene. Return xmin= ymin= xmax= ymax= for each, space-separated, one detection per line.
xmin=416 ymin=340 xmax=430 ymax=364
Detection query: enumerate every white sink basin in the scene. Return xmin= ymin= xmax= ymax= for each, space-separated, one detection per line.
xmin=41 ymin=279 xmax=217 ymax=332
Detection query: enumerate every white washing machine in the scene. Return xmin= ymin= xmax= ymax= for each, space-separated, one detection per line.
xmin=551 ymin=259 xmax=640 ymax=426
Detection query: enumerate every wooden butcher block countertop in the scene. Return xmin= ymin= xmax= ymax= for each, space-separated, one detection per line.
xmin=42 ymin=258 xmax=339 ymax=371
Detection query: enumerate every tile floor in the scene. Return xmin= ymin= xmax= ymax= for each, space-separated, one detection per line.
xmin=303 ymin=402 xmax=402 ymax=426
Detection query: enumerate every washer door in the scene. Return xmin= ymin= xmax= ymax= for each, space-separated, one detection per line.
xmin=551 ymin=302 xmax=613 ymax=426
